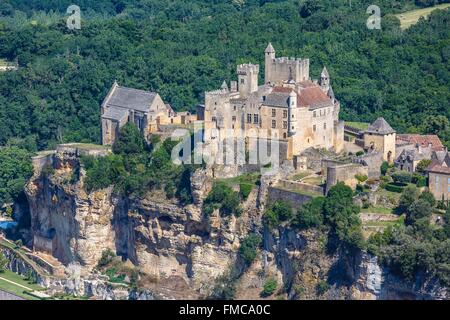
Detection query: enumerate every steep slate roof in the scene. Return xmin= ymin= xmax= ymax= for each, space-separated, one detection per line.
xmin=327 ymin=86 xmax=335 ymax=99
xmin=426 ymin=151 xmax=450 ymax=174
xmin=102 ymin=107 xmax=128 ymax=121
xmin=396 ymin=148 xmax=432 ymax=162
xmin=264 ymin=91 xmax=291 ymax=107
xmin=106 ymin=86 xmax=157 ymax=112
xmin=396 ymin=134 xmax=445 ymax=152
xmin=366 ymin=118 xmax=396 ymax=135
xmin=321 ymin=67 xmax=329 ymax=78
xmin=265 ymin=42 xmax=275 ymax=53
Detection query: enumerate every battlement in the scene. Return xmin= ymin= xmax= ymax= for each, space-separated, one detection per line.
xmin=237 ymin=64 xmax=260 ymax=75
xmin=274 ymin=57 xmax=305 ymax=64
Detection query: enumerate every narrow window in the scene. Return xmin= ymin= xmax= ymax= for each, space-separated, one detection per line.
xmin=247 ymin=114 xmax=252 ymax=123
xmin=283 ymin=110 xmax=288 ymax=118
xmin=272 ymin=120 xmax=276 ymax=128
xmin=313 ymin=125 xmax=316 ymax=132
xmin=253 ymin=114 xmax=259 ymax=124
xmin=272 ymin=109 xmax=276 ymax=117
xmin=283 ymin=121 xmax=287 ymax=129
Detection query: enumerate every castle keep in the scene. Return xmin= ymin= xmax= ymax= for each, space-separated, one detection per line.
xmin=198 ymin=43 xmax=344 ymax=159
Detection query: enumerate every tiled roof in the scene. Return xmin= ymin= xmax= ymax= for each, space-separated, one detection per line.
xmin=427 ymin=164 xmax=450 ymax=174
xmin=396 ymin=134 xmax=445 ymax=152
xmin=366 ymin=118 xmax=395 ymax=135
xmin=297 ymin=87 xmax=332 ymax=108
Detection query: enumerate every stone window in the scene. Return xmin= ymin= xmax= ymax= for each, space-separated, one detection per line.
xmin=241 ymin=79 xmax=245 ymax=84
xmin=212 ymin=117 xmax=217 ymax=122
xmin=234 ymin=105 xmax=236 ymax=111
xmin=324 ymin=123 xmax=326 ymax=130
xmin=232 ymin=116 xmax=236 ymax=122
xmin=283 ymin=110 xmax=288 ymax=118
xmin=272 ymin=120 xmax=276 ymax=128
xmin=313 ymin=111 xmax=316 ymax=117
xmin=253 ymin=114 xmax=259 ymax=124
xmin=272 ymin=109 xmax=276 ymax=117
xmin=247 ymin=114 xmax=252 ymax=123
xmin=283 ymin=121 xmax=287 ymax=129
xmin=313 ymin=125 xmax=316 ymax=132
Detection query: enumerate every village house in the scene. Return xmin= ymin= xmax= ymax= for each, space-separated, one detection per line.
xmin=427 ymin=151 xmax=450 ymax=201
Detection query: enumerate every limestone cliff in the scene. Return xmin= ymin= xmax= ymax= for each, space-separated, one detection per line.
xmin=24 ymin=146 xmax=258 ymax=298
xmin=21 ymin=146 xmax=448 ymax=300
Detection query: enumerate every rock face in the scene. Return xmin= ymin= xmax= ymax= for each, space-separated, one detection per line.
xmin=24 ymin=148 xmax=256 ymax=298
xmin=21 ymin=147 xmax=448 ymax=300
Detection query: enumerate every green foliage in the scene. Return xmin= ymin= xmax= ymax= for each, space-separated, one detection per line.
xmin=392 ymin=171 xmax=413 ymax=184
xmin=264 ymin=200 xmax=293 ymax=229
xmin=384 ymin=182 xmax=407 ymax=193
xmin=323 ymin=182 xmax=364 ymax=250
xmin=355 ymin=151 xmax=365 ymax=157
xmin=82 ymin=125 xmax=195 ymax=202
xmin=203 ymin=182 xmax=241 ymax=217
xmin=97 ymin=248 xmax=116 ymax=269
xmin=293 ymin=197 xmax=325 ymax=230
xmin=416 ymin=159 xmax=432 ymax=174
xmin=397 ymin=185 xmax=421 ymax=213
xmin=316 ymin=280 xmax=330 ymax=296
xmin=355 ymin=174 xmax=368 ymax=183
xmin=239 ymin=183 xmax=253 ymax=200
xmin=0 ymin=147 xmax=33 ymax=207
xmin=0 ymin=1 xmax=448 ymax=151
xmin=261 ymin=278 xmax=277 ymax=297
xmin=239 ymin=233 xmax=262 ymax=266
xmin=415 ymin=175 xmax=427 ymax=187
xmin=112 ymin=123 xmax=147 ymax=155
xmin=406 ymin=199 xmax=433 ymax=226
xmin=381 ymin=162 xmax=390 ymax=176
xmin=419 ymin=190 xmax=436 ymax=207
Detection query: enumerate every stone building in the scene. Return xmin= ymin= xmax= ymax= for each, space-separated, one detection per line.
xmin=427 ymin=151 xmax=450 ymax=200
xmin=363 ymin=118 xmax=396 ymax=163
xmin=101 ymin=81 xmax=189 ymax=145
xmin=198 ymin=43 xmax=344 ymax=160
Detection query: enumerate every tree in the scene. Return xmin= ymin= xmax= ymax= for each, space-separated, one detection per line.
xmin=380 ymin=162 xmax=389 ymax=176
xmin=293 ymin=197 xmax=325 ymax=229
xmin=264 ymin=200 xmax=293 ymax=229
xmin=239 ymin=233 xmax=262 ymax=266
xmin=423 ymin=115 xmax=449 ymax=135
xmin=0 ymin=147 xmax=33 ymax=207
xmin=397 ymin=185 xmax=420 ymax=214
xmin=419 ymin=190 xmax=436 ymax=208
xmin=112 ymin=123 xmax=147 ymax=155
xmin=323 ymin=183 xmax=364 ymax=249
xmin=406 ymin=199 xmax=432 ymax=226
xmin=416 ymin=159 xmax=432 ymax=174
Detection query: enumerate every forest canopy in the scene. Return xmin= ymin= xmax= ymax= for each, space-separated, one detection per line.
xmin=0 ymin=0 xmax=449 ymax=150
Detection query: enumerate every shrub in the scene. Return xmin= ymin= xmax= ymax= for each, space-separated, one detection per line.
xmin=392 ymin=171 xmax=412 ymax=184
xmin=397 ymin=185 xmax=420 ymax=213
xmin=97 ymin=249 xmax=116 ymax=269
xmin=416 ymin=159 xmax=432 ymax=174
xmin=384 ymin=183 xmax=406 ymax=193
xmin=293 ymin=197 xmax=325 ymax=230
xmin=355 ymin=151 xmax=365 ymax=157
xmin=380 ymin=162 xmax=389 ymax=176
xmin=355 ymin=174 xmax=368 ymax=183
xmin=264 ymin=201 xmax=293 ymax=229
xmin=239 ymin=183 xmax=253 ymax=200
xmin=239 ymin=233 xmax=262 ymax=265
xmin=203 ymin=182 xmax=241 ymax=217
xmin=261 ymin=278 xmax=278 ymax=297
xmin=415 ymin=176 xmax=427 ymax=188
xmin=419 ymin=190 xmax=436 ymax=208
xmin=316 ymin=280 xmax=330 ymax=296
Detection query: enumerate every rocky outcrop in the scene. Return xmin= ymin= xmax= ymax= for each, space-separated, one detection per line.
xmin=23 ymin=147 xmax=259 ymax=299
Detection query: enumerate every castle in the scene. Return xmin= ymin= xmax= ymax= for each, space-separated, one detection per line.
xmin=197 ymin=43 xmax=344 ymax=160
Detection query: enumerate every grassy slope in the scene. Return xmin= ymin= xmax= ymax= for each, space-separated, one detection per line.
xmin=0 ymin=270 xmax=43 ymax=300
xmin=396 ymin=3 xmax=450 ymax=29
